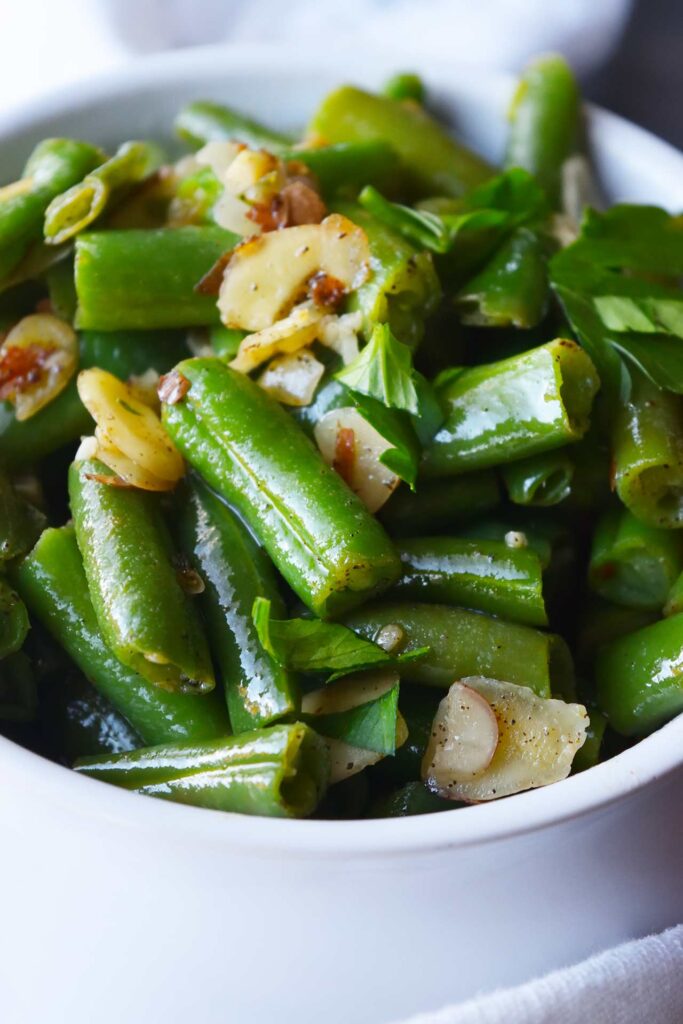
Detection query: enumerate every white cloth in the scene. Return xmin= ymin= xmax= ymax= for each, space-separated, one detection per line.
xmin=393 ymin=926 xmax=683 ymax=1024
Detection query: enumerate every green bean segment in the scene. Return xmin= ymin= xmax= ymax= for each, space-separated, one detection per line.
xmin=14 ymin=527 xmax=229 ymax=744
xmin=589 ymin=507 xmax=683 ymax=609
xmin=75 ymin=723 xmax=329 ymax=818
xmin=424 ymin=339 xmax=599 ymax=476
xmin=380 ymin=473 xmax=500 ymax=536
xmin=175 ymin=100 xmax=292 ymax=152
xmin=178 ymin=477 xmax=299 ymax=732
xmin=162 ymin=359 xmax=401 ymax=618
xmin=393 ymin=537 xmax=547 ymax=626
xmin=69 ymin=459 xmax=215 ymax=694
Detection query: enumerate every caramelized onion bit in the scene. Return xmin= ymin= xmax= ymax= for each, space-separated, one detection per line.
xmin=308 ymin=271 xmax=346 ymax=310
xmin=333 ymin=426 xmax=357 ymax=487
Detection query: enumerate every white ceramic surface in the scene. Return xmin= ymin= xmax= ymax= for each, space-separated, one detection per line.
xmin=0 ymin=46 xmax=682 ymax=1024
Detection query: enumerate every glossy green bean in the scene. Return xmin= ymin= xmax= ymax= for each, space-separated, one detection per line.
xmin=379 ymin=472 xmax=500 ymax=536
xmin=74 ymin=226 xmax=238 ymax=330
xmin=343 ymin=601 xmax=573 ymax=697
xmin=74 ymin=723 xmax=329 ymax=818
xmin=162 ymin=359 xmax=401 ymax=618
xmin=69 ymin=458 xmax=215 ymax=694
xmin=175 ymin=100 xmax=292 ymax=151
xmin=0 ymin=138 xmax=104 ymax=281
xmin=0 ymin=471 xmax=45 ymax=561
xmin=309 ymin=86 xmax=493 ymax=197
xmin=0 ymin=579 xmax=29 ymax=658
xmin=39 ymin=670 xmax=142 ymax=761
xmin=382 ymin=73 xmax=426 ymax=104
xmin=455 ymin=227 xmax=549 ymax=329
xmin=14 ymin=526 xmax=229 ymax=744
xmin=596 ymin=614 xmax=683 ymax=735
xmin=576 ymin=597 xmax=657 ymax=676
xmin=286 ymin=141 xmax=401 ymax=198
xmin=423 ymin=339 xmax=599 ymax=477
xmin=612 ymin=372 xmax=683 ymax=528
xmin=589 ymin=507 xmax=683 ymax=609
xmin=372 ymin=781 xmax=453 ymax=817
xmin=392 ymin=537 xmax=547 ymax=626
xmin=44 ymin=141 xmax=163 ymax=244
xmin=177 ymin=477 xmax=298 ymax=732
xmin=502 ymin=449 xmax=575 ymax=507
xmin=505 ymin=54 xmax=580 ymax=208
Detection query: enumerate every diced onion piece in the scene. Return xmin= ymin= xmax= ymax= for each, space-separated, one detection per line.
xmin=422 ymin=677 xmax=589 ymax=803
xmin=257 ymin=348 xmax=324 ymax=406
xmin=314 ymin=406 xmax=400 ymax=513
xmin=302 ymin=669 xmax=399 ymax=716
xmin=230 ymin=305 xmax=323 ymax=374
xmin=195 ymin=141 xmax=243 ymax=179
xmin=217 ymin=214 xmax=370 ymax=331
xmin=93 ymin=430 xmax=175 ymax=492
xmin=77 ymin=368 xmax=184 ymax=484
xmin=0 ymin=314 xmax=77 ymax=421
xmin=317 ymin=311 xmax=362 ymax=365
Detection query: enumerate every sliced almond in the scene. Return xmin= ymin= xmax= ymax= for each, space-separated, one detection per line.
xmin=314 ymin=406 xmax=399 ymax=513
xmin=422 ymin=677 xmax=588 ymax=803
xmin=230 ymin=304 xmax=323 ymax=373
xmin=0 ymin=314 xmax=77 ymax=421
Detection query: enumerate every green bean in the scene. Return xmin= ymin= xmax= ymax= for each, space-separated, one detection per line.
xmin=612 ymin=371 xmax=683 ymax=528
xmin=0 ymin=652 xmax=37 ymax=722
xmin=502 ymin=449 xmax=575 ymax=507
xmin=0 ymin=138 xmax=104 ymax=282
xmin=0 ymin=579 xmax=29 ymax=658
xmin=596 ymin=614 xmax=683 ymax=735
xmin=571 ymin=709 xmax=607 ymax=773
xmin=208 ymin=325 xmax=245 ymax=360
xmin=371 ymin=781 xmax=454 ymax=817
xmin=454 ymin=227 xmax=549 ymax=329
xmin=382 ymin=73 xmax=426 ymax=104
xmin=288 ymin=141 xmax=401 ymax=198
xmin=74 ymin=723 xmax=329 ymax=818
xmin=46 ymin=258 xmax=77 ymax=320
xmin=309 ymin=86 xmax=493 ymax=197
xmin=44 ymin=141 xmax=163 ymax=245
xmin=423 ymin=339 xmax=599 ymax=477
xmin=69 ymin=458 xmax=215 ymax=694
xmin=335 ymin=201 xmax=441 ymax=349
xmin=576 ymin=597 xmax=657 ymax=676
xmin=74 ymin=226 xmax=238 ymax=330
xmin=14 ymin=526 xmax=229 ymax=743
xmin=392 ymin=537 xmax=547 ymax=626
xmin=39 ymin=669 xmax=142 ymax=761
xmin=665 ymin=571 xmax=683 ymax=617
xmin=177 ymin=477 xmax=298 ymax=732
xmin=343 ymin=601 xmax=573 ymax=697
xmin=175 ymin=100 xmax=292 ymax=152
xmin=589 ymin=507 xmax=683 ymax=609
xmin=379 ymin=472 xmax=500 ymax=536
xmin=162 ymin=359 xmax=401 ymax=618
xmin=505 ymin=54 xmax=580 ymax=208
xmin=170 ymin=164 xmax=223 ymax=226
xmin=0 ymin=471 xmax=45 ymax=561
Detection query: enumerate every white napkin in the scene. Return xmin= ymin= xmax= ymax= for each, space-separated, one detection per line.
xmin=392 ymin=926 xmax=683 ymax=1024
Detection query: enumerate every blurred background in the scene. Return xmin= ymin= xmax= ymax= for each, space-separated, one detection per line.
xmin=0 ymin=0 xmax=680 ymax=148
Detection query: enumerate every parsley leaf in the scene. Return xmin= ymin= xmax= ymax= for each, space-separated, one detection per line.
xmin=305 ymin=684 xmax=401 ymax=755
xmin=335 ymin=323 xmax=419 ymax=414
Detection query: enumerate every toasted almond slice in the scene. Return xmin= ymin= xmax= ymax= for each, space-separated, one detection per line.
xmin=93 ymin=431 xmax=175 ymax=492
xmin=422 ymin=677 xmax=589 ymax=803
xmin=230 ymin=305 xmax=323 ymax=374
xmin=257 ymin=348 xmax=324 ymax=406
xmin=314 ymin=406 xmax=399 ymax=513
xmin=195 ymin=140 xmax=243 ymax=179
xmin=0 ymin=314 xmax=77 ymax=421
xmin=77 ymin=368 xmax=184 ymax=484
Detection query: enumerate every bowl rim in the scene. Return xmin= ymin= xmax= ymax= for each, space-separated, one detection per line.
xmin=2 ymin=43 xmax=683 ymax=859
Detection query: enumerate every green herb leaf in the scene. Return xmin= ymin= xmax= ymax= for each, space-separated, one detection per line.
xmin=351 ymin=392 xmax=421 ymax=489
xmin=307 ymin=684 xmax=400 ymax=755
xmin=335 ymin=323 xmax=419 ymax=414
xmin=252 ymin=598 xmax=428 ymax=681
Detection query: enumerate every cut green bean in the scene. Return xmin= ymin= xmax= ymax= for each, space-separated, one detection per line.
xmin=382 ymin=73 xmax=426 ymax=104
xmin=208 ymin=325 xmax=246 ymax=360
xmin=0 ymin=471 xmax=45 ymax=561
xmin=576 ymin=597 xmax=658 ymax=675
xmin=14 ymin=526 xmax=229 ymax=744
xmin=454 ymin=227 xmax=549 ymax=329
xmin=371 ymin=781 xmax=454 ymax=817
xmin=0 ymin=138 xmax=104 ymax=282
xmin=380 ymin=472 xmax=500 ymax=536
xmin=393 ymin=537 xmax=547 ymax=626
xmin=74 ymin=723 xmax=329 ymax=818
xmin=665 ymin=571 xmax=683 ymax=617
xmin=343 ymin=601 xmax=572 ymax=697
xmin=612 ymin=371 xmax=683 ymax=528
xmin=335 ymin=201 xmax=441 ymax=349
xmin=74 ymin=226 xmax=238 ymax=330
xmin=46 ymin=257 xmax=77 ymax=320
xmin=309 ymin=86 xmax=493 ymax=197
xmin=596 ymin=614 xmax=683 ymax=735
xmin=162 ymin=359 xmax=401 ymax=618
xmin=69 ymin=458 xmax=215 ymax=694
xmin=424 ymin=339 xmax=599 ymax=477
xmin=287 ymin=141 xmax=401 ymax=198
xmin=44 ymin=141 xmax=163 ymax=245
xmin=502 ymin=449 xmax=575 ymax=507
xmin=589 ymin=507 xmax=683 ymax=609
xmin=177 ymin=477 xmax=299 ymax=732
xmin=0 ymin=579 xmax=29 ymax=658
xmin=175 ymin=100 xmax=292 ymax=151
xmin=505 ymin=54 xmax=580 ymax=208
xmin=39 ymin=670 xmax=142 ymax=761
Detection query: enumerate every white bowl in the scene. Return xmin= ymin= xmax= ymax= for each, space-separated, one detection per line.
xmin=1 ymin=45 xmax=682 ymax=1024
